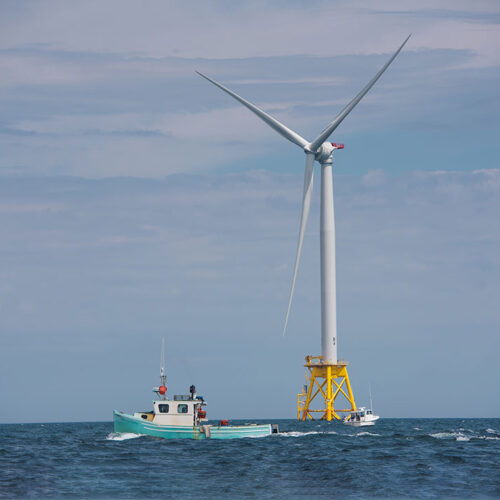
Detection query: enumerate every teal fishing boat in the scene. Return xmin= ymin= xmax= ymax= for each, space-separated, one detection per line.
xmin=113 ymin=342 xmax=278 ymax=440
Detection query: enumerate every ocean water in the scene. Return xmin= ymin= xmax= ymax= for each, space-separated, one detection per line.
xmin=0 ymin=418 xmax=498 ymax=498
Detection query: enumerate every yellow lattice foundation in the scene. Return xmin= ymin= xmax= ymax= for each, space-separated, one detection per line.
xmin=297 ymin=356 xmax=356 ymax=421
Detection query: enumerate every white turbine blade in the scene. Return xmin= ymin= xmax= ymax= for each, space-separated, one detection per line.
xmin=283 ymin=153 xmax=315 ymax=336
xmin=308 ymin=35 xmax=411 ymax=152
xmin=196 ymin=71 xmax=309 ymax=149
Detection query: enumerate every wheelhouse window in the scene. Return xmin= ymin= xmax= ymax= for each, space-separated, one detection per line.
xmin=177 ymin=404 xmax=188 ymax=414
xmin=158 ymin=404 xmax=169 ymax=413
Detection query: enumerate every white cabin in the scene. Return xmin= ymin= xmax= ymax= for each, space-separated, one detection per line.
xmin=134 ymin=394 xmax=207 ymax=427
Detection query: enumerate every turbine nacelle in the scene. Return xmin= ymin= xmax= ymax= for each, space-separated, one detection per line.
xmin=310 ymin=142 xmax=340 ymax=164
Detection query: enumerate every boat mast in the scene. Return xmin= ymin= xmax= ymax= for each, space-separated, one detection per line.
xmin=153 ymin=337 xmax=168 ymax=400
xmin=160 ymin=337 xmax=167 ymax=388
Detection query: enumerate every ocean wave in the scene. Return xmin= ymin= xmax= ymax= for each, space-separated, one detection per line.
xmin=279 ymin=431 xmax=337 ymax=437
xmin=430 ymin=431 xmax=499 ymax=442
xmin=430 ymin=431 xmax=470 ymax=441
xmin=430 ymin=432 xmax=460 ymax=439
xmin=486 ymin=428 xmax=498 ymax=434
xmin=354 ymin=431 xmax=380 ymax=437
xmin=106 ymin=432 xmax=142 ymax=441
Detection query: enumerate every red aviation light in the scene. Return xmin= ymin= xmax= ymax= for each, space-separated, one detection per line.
xmin=331 ymin=143 xmax=344 ymax=149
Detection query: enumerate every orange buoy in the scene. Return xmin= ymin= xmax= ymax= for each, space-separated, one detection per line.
xmin=159 ymin=385 xmax=167 ymax=395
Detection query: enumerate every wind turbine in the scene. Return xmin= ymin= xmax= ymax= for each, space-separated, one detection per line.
xmin=197 ymin=36 xmax=410 ymax=420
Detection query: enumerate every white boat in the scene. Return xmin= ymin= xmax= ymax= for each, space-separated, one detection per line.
xmin=343 ymin=406 xmax=379 ymax=426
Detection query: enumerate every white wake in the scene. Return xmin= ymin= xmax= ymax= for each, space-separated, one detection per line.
xmin=106 ymin=432 xmax=143 ymax=441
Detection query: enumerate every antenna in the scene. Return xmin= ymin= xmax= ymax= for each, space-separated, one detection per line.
xmin=160 ymin=337 xmax=166 ymax=388
xmin=369 ymin=383 xmax=374 ymax=412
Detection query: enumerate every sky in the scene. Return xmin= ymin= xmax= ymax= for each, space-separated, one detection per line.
xmin=1 ymin=1 xmax=499 ymax=423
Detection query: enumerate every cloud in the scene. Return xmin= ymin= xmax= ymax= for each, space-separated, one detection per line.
xmin=1 ymin=1 xmax=499 ymax=62
xmin=1 ymin=44 xmax=498 ymax=177
xmin=0 ymin=2 xmax=498 ymax=178
xmin=362 ymin=169 xmax=385 ymax=187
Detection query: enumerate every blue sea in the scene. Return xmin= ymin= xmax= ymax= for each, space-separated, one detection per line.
xmin=1 ymin=418 xmax=499 ymax=498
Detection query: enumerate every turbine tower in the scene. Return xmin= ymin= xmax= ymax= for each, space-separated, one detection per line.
xmin=198 ymin=36 xmax=410 ymax=420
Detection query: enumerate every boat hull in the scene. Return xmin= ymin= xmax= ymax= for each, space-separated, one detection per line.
xmin=343 ymin=414 xmax=380 ymax=427
xmin=343 ymin=421 xmax=375 ymax=427
xmin=113 ymin=410 xmax=273 ymax=440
